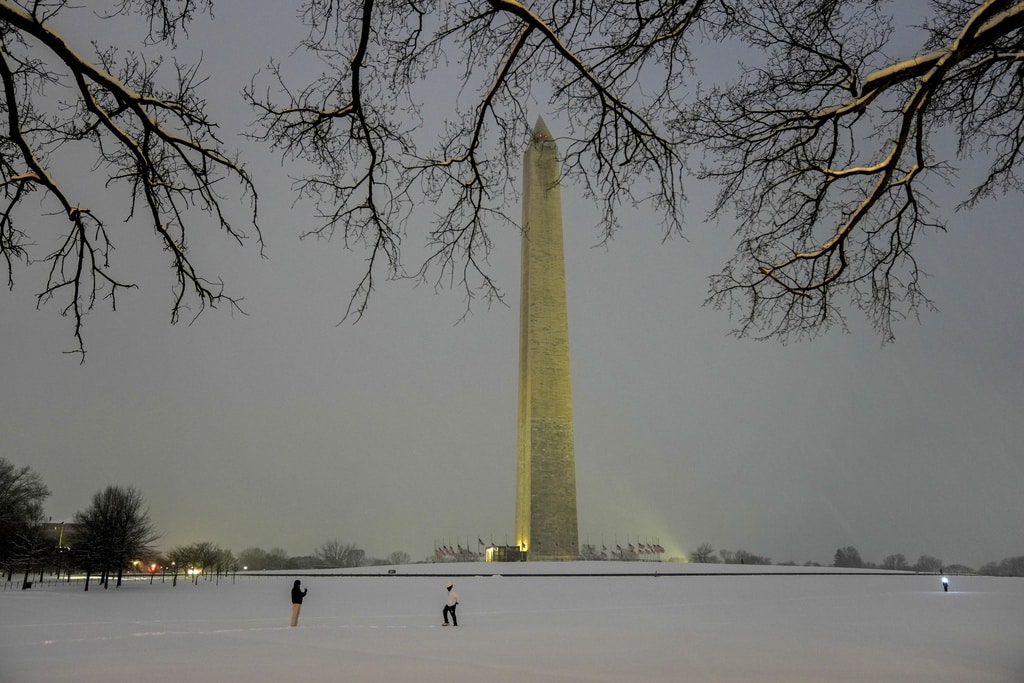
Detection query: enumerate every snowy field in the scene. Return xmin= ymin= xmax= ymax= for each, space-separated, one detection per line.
xmin=2 ymin=563 xmax=1022 ymax=683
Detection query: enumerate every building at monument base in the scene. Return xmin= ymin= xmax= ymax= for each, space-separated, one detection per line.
xmin=483 ymin=545 xmax=527 ymax=563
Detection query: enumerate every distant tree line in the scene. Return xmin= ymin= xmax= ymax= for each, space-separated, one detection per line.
xmin=977 ymin=556 xmax=1024 ymax=577
xmin=166 ymin=542 xmax=238 ymax=585
xmin=0 ymin=459 xmax=418 ymax=591
xmin=5 ymin=459 xmax=1021 ymax=582
xmin=236 ymin=541 xmax=411 ymax=570
xmin=687 ymin=543 xmax=774 ymax=566
xmin=2 ymin=459 xmax=160 ymax=591
xmin=686 ymin=541 xmax=1021 ymax=576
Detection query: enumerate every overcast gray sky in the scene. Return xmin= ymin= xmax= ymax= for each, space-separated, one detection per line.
xmin=1 ymin=1 xmax=1022 ymax=567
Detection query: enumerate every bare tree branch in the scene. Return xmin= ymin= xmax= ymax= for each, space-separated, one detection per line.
xmin=247 ymin=0 xmax=693 ymax=323
xmin=682 ymin=0 xmax=1024 ymax=342
xmin=1 ymin=0 xmax=259 ymax=357
xmin=4 ymin=0 xmax=1023 ymax=351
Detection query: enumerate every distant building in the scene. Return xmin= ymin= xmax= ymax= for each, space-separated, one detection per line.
xmin=484 ymin=545 xmax=527 ymax=563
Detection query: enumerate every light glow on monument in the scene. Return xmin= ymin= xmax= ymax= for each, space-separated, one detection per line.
xmin=514 ymin=117 xmax=579 ymax=561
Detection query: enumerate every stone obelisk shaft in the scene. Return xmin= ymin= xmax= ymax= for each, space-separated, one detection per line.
xmin=515 ymin=117 xmax=579 ymax=561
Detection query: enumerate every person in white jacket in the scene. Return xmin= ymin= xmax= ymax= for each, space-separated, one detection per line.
xmin=442 ymin=581 xmax=459 ymax=626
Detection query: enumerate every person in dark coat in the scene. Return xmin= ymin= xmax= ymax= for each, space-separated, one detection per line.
xmin=290 ymin=579 xmax=308 ymax=627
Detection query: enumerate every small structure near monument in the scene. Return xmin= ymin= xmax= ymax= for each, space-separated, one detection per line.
xmin=484 ymin=545 xmax=527 ymax=563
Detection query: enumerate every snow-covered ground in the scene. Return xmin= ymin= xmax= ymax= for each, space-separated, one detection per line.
xmin=2 ymin=563 xmax=1022 ymax=682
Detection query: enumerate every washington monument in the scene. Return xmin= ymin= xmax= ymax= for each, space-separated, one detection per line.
xmin=515 ymin=117 xmax=579 ymax=561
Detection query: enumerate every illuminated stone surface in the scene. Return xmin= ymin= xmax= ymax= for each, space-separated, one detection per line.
xmin=514 ymin=117 xmax=579 ymax=561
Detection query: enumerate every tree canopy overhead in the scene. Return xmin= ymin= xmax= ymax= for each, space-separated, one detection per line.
xmin=0 ymin=0 xmax=258 ymax=357
xmin=2 ymin=0 xmax=1022 ymax=354
xmin=684 ymin=0 xmax=1024 ymax=342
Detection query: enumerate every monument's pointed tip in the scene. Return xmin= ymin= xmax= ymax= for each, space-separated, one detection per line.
xmin=532 ymin=116 xmax=552 ymax=140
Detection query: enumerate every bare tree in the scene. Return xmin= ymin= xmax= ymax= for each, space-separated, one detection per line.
xmin=0 ymin=0 xmax=259 ymax=358
xmin=315 ymin=539 xmax=365 ymax=568
xmin=237 ymin=546 xmax=266 ymax=570
xmin=264 ymin=547 xmax=290 ymax=570
xmin=386 ymin=550 xmax=411 ymax=566
xmin=913 ymin=553 xmax=944 ymax=572
xmin=251 ymin=0 xmax=1024 ymax=341
xmin=833 ymin=545 xmax=865 ymax=568
xmin=881 ymin=553 xmax=910 ymax=571
xmin=689 ymin=542 xmax=719 ymax=563
xmin=681 ymin=0 xmax=1024 ymax=342
xmin=167 ymin=541 xmax=233 ymax=583
xmin=72 ymin=485 xmax=158 ymax=590
xmin=0 ymin=459 xmax=50 ymax=583
xmin=5 ymin=1 xmax=1022 ymax=350
xmin=245 ymin=0 xmax=692 ymax=322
